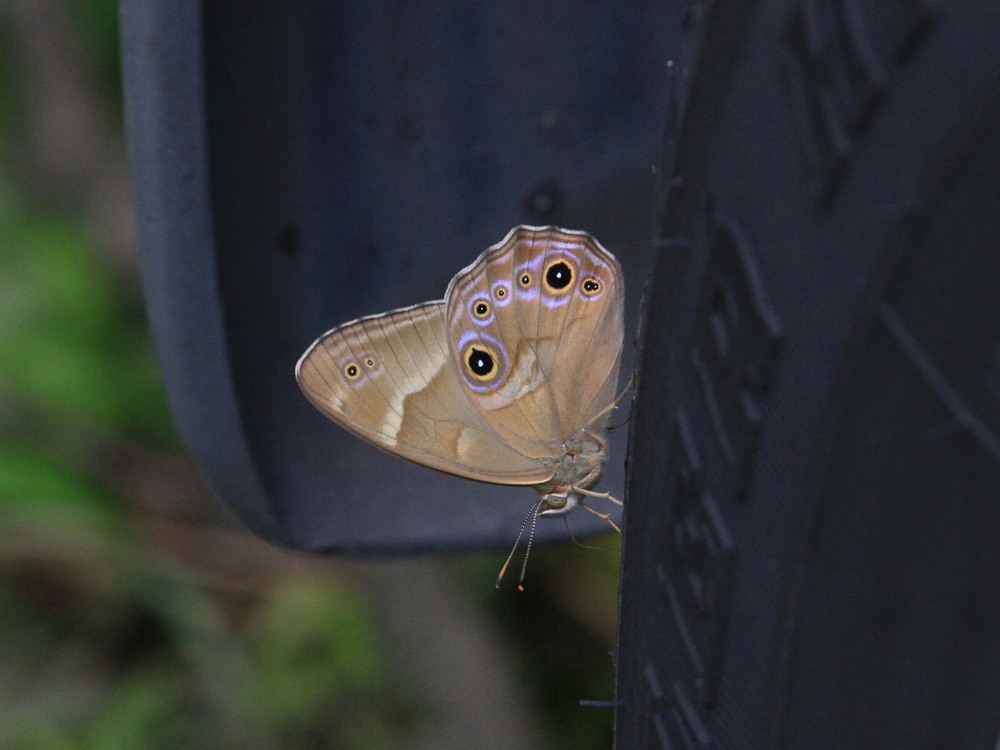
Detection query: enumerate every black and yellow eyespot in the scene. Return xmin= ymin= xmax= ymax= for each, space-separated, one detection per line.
xmin=364 ymin=356 xmax=376 ymax=368
xmin=344 ymin=362 xmax=361 ymax=379
xmin=460 ymin=336 xmax=508 ymax=392
xmin=472 ymin=299 xmax=491 ymax=319
xmin=543 ymin=259 xmax=574 ymax=293
xmin=494 ymin=286 xmax=507 ymax=299
xmin=581 ymin=276 xmax=602 ymax=297
xmin=519 ymin=271 xmax=532 ymax=287
xmin=464 ymin=343 xmax=499 ymax=382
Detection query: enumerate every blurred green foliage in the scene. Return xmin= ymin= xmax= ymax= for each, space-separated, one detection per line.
xmin=0 ymin=2 xmax=620 ymax=748
xmin=0 ymin=203 xmax=172 ymax=446
xmin=0 ymin=194 xmax=414 ymax=749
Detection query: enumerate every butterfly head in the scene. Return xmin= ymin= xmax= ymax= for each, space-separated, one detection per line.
xmin=537 ymin=490 xmax=582 ymax=518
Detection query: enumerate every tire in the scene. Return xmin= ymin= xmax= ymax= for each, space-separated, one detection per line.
xmin=617 ymin=2 xmax=1000 ymax=747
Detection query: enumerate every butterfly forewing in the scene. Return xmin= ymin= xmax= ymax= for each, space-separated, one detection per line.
xmin=296 ymin=301 xmax=550 ymax=484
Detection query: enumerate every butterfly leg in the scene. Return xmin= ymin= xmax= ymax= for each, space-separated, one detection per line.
xmin=579 ymin=503 xmax=622 ymax=533
xmin=606 ymin=371 xmax=637 ymax=431
xmin=574 ymin=485 xmax=623 ymax=506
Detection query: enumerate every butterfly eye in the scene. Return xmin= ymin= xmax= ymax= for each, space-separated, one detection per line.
xmin=544 ymin=494 xmax=568 ymax=509
xmin=581 ymin=277 xmax=602 ymax=297
xmin=472 ymin=299 xmax=491 ymax=319
xmin=343 ymin=362 xmax=361 ymax=379
xmin=543 ymin=259 xmax=574 ymax=293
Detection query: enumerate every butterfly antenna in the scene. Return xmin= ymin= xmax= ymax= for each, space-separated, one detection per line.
xmin=496 ymin=500 xmax=542 ymax=589
xmin=516 ymin=502 xmax=542 ymax=591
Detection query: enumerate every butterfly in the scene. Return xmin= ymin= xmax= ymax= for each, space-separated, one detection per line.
xmin=296 ymin=225 xmax=625 ymax=541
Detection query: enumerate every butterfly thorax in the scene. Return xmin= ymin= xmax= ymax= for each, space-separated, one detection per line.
xmin=533 ymin=429 xmax=607 ymax=517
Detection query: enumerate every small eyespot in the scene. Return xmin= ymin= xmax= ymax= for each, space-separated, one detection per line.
xmin=364 ymin=357 xmax=376 ymax=368
xmin=344 ymin=362 xmax=360 ymax=379
xmin=581 ymin=277 xmax=602 ymax=296
xmin=472 ymin=300 xmax=491 ymax=319
xmin=519 ymin=272 xmax=532 ymax=287
xmin=543 ymin=259 xmax=573 ymax=292
xmin=491 ymin=281 xmax=513 ymax=307
xmin=464 ymin=344 xmax=497 ymax=381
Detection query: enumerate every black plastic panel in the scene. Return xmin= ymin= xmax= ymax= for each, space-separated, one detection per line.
xmin=120 ymin=0 xmax=678 ymax=552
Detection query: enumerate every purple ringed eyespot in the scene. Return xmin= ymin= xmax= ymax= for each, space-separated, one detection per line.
xmin=463 ymin=342 xmax=499 ymax=382
xmin=519 ymin=271 xmax=531 ymax=287
xmin=543 ymin=258 xmax=574 ymax=293
xmin=581 ymin=276 xmax=602 ymax=296
xmin=490 ymin=280 xmax=512 ymax=307
xmin=471 ymin=299 xmax=491 ymax=319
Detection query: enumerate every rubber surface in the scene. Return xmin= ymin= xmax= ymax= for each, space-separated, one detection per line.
xmin=617 ymin=1 xmax=1000 ymax=746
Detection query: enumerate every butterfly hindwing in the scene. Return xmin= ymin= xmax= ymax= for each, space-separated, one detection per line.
xmin=444 ymin=226 xmax=624 ymax=456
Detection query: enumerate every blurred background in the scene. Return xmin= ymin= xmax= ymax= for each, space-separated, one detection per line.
xmin=0 ymin=1 xmax=622 ymax=747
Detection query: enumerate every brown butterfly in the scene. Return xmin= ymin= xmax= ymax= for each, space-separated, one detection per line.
xmin=296 ymin=225 xmax=625 ymax=539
